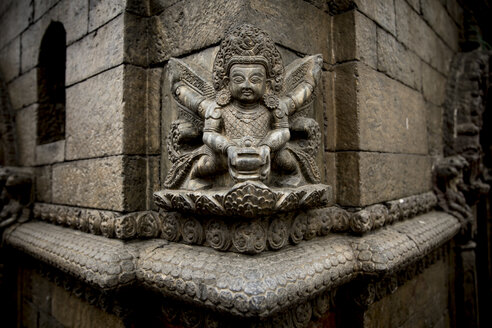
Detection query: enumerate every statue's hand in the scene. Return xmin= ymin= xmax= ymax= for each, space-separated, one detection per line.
xmin=227 ymin=146 xmax=239 ymax=167
xmin=258 ymin=145 xmax=271 ymax=165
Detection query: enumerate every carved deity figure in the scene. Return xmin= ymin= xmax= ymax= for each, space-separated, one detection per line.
xmin=164 ymin=24 xmax=323 ymax=191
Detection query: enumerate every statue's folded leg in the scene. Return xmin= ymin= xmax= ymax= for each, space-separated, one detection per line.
xmin=272 ymin=148 xmax=303 ymax=187
xmin=187 ymin=151 xmax=227 ymax=190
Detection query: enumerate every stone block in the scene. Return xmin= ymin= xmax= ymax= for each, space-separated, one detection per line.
xmin=146 ymin=68 xmax=162 ymax=154
xmin=30 ymin=271 xmax=53 ymax=313
xmin=52 ymin=155 xmax=146 ymax=212
xmin=406 ymin=0 xmax=420 ymax=12
xmin=0 ymin=0 xmax=31 ymax=49
xmin=35 ymin=140 xmax=65 ymax=165
xmin=377 ymin=27 xmax=421 ymax=90
xmin=246 ymin=0 xmax=330 ymax=60
xmin=51 ymin=283 xmax=76 ymax=327
xmin=333 ymin=10 xmax=377 ymax=68
xmin=21 ymin=300 xmax=38 ymax=328
xmin=8 ymin=69 xmax=36 ymax=110
xmin=337 ymin=152 xmax=432 ymax=206
xmin=66 ymin=65 xmax=124 ymax=160
xmin=150 ymin=0 xmax=330 ymax=64
xmin=66 ymin=64 xmax=159 ymax=160
xmin=66 ymin=14 xmax=124 ymax=85
xmin=21 ymin=0 xmax=89 ymax=73
xmin=323 ymin=70 xmax=336 ymax=151
xmin=354 ymin=0 xmax=395 ymax=35
xmin=324 ymin=152 xmax=336 ymax=201
xmin=426 ymin=102 xmax=444 ymax=157
xmin=34 ymin=0 xmax=59 ymax=20
xmin=147 ymin=155 xmax=160 ymax=210
xmin=124 ymin=12 xmax=149 ymax=67
xmin=422 ymin=62 xmax=447 ymax=106
xmin=395 ymin=0 xmax=453 ymax=75
xmin=336 ymin=63 xmax=428 ymax=155
xmin=35 ymin=165 xmax=52 ymax=203
xmin=0 ymin=37 xmax=20 ymax=82
xmin=89 ymin=0 xmax=125 ymax=32
xmin=446 ymin=0 xmax=464 ymax=26
xmin=422 ymin=0 xmax=459 ymax=51
xmin=16 ymin=104 xmax=37 ymax=166
xmin=39 ymin=312 xmax=64 ymax=328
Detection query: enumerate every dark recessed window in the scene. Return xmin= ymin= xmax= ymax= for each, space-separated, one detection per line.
xmin=37 ymin=21 xmax=66 ymax=145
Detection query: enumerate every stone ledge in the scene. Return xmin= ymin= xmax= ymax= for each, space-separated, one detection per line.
xmin=3 ymin=211 xmax=460 ymax=317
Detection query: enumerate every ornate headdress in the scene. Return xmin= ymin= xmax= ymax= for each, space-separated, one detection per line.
xmin=213 ymin=24 xmax=284 ymax=94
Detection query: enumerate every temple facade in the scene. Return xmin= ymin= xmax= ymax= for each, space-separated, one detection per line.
xmin=0 ymin=0 xmax=491 ymax=327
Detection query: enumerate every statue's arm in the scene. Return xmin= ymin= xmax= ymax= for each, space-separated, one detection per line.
xmin=202 ymin=109 xmax=232 ymax=154
xmin=174 ymin=83 xmax=215 ymax=118
xmin=259 ymin=108 xmax=290 ymax=152
xmin=281 ymin=82 xmax=315 ymax=115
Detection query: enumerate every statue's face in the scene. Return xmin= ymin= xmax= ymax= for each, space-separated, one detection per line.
xmin=229 ymin=64 xmax=267 ymax=104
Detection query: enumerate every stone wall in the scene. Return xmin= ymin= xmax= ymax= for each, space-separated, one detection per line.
xmin=332 ymin=0 xmax=463 ymax=206
xmin=0 ymin=0 xmax=159 ymax=213
xmin=0 ymin=0 xmax=482 ymax=328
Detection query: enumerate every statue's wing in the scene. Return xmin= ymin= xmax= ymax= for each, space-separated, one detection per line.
xmin=283 ymin=55 xmax=323 ymax=120
xmin=168 ymin=58 xmax=215 ymax=123
xmin=168 ymin=58 xmax=215 ymax=99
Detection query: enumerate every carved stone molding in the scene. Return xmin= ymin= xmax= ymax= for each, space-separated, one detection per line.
xmin=32 ymin=191 xmax=437 ymax=254
xmin=4 ymin=210 xmax=460 ymax=321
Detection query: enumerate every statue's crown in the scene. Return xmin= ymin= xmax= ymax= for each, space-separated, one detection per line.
xmin=213 ymin=24 xmax=284 ymax=93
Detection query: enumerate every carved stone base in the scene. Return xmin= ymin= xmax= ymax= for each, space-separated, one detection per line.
xmin=3 ymin=211 xmax=460 ymax=324
xmin=154 ymin=182 xmax=333 ymax=217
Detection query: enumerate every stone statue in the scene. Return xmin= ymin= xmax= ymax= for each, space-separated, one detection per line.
xmin=155 ymin=24 xmax=331 ymax=221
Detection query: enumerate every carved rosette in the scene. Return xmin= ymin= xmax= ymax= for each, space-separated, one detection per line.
xmin=32 ymin=191 xmax=437 ymax=254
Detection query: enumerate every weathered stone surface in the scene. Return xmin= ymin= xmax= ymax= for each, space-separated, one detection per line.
xmin=51 ymin=282 xmax=125 ymax=328
xmin=246 ymin=0 xmax=330 ymax=59
xmin=354 ymin=0 xmax=395 ymax=35
xmin=124 ymin=12 xmax=149 ymax=67
xmin=66 ymin=14 xmax=123 ymax=85
xmin=0 ymin=37 xmax=20 ymax=82
xmin=52 ymin=155 xmax=146 ymax=211
xmin=5 ymin=212 xmax=460 ymax=319
xmin=147 ymin=156 xmax=160 ymax=210
xmin=337 ymin=152 xmax=432 ymax=206
xmin=336 ymin=63 xmax=428 ymax=155
xmin=35 ymin=140 xmax=65 ymax=165
xmin=66 ymin=64 xmax=159 ymax=160
xmin=323 ymin=70 xmax=336 ymax=151
xmin=34 ymin=0 xmax=60 ymax=21
xmin=421 ymin=0 xmax=459 ymax=51
xmin=89 ymin=0 xmax=125 ymax=32
xmin=365 ymin=259 xmax=450 ymax=328
xmin=0 ymin=0 xmax=31 ymax=49
xmin=422 ymin=62 xmax=447 ymax=106
xmin=405 ymin=0 xmax=420 ymax=12
xmin=21 ymin=300 xmax=38 ymax=328
xmin=324 ymin=152 xmax=337 ymax=200
xmin=16 ymin=104 xmax=37 ymax=166
xmin=150 ymin=0 xmax=330 ymax=64
xmin=122 ymin=65 xmax=153 ymax=155
xmin=377 ymin=27 xmax=421 ymax=90
xmin=426 ymin=102 xmax=444 ymax=157
xmin=21 ymin=0 xmax=89 ymax=73
xmin=66 ymin=65 xmax=124 ymax=160
xmin=333 ymin=10 xmax=377 ymax=68
xmin=395 ymin=0 xmax=453 ymax=75
xmin=8 ymin=69 xmax=36 ymax=110
xmin=146 ymin=68 xmax=162 ymax=155
xmin=35 ymin=166 xmax=52 ymax=203
xmin=446 ymin=0 xmax=463 ymax=26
